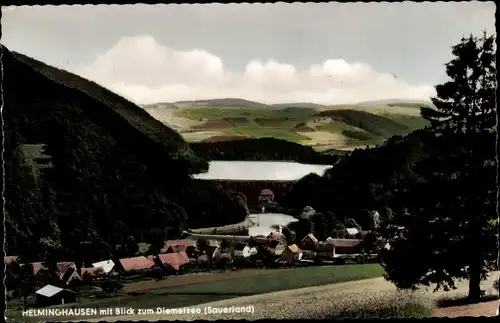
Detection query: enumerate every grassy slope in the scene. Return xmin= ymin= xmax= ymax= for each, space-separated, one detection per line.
xmin=8 ymin=264 xmax=383 ymax=321
xmin=170 ymin=102 xmax=429 ymax=148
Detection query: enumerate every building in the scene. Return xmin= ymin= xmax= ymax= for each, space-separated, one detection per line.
xmin=327 ymin=238 xmax=364 ymax=257
xmin=258 ymin=189 xmax=275 ymax=208
xmin=280 ymin=244 xmax=302 ymax=263
xmin=61 ymin=268 xmax=83 ymax=286
xmin=157 ymin=252 xmax=190 ymax=271
xmin=4 ymin=256 xmax=19 ymax=264
xmin=34 ymin=285 xmax=77 ymax=307
xmin=192 ymin=161 xmax=332 ymax=209
xmin=92 ymin=260 xmax=115 ymax=274
xmin=160 ymin=239 xmax=197 ymax=255
xmin=233 ymin=243 xmax=256 ymax=258
xmin=114 ymin=256 xmax=156 ymax=274
xmin=300 ymin=233 xmax=319 ymax=251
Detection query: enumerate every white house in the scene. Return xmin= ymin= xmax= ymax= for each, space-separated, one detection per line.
xmin=233 ymin=244 xmax=255 ymax=258
xmin=92 ymin=260 xmax=115 ymax=274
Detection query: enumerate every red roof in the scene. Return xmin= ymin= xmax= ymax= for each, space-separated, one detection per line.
xmin=118 ymin=256 xmax=156 ymax=272
xmin=161 ymin=239 xmax=196 ymax=253
xmin=4 ymin=256 xmax=19 ymax=264
xmin=216 ymin=253 xmax=232 ymax=261
xmin=31 ymin=262 xmax=46 ymax=274
xmin=158 ymin=252 xmax=189 ymax=270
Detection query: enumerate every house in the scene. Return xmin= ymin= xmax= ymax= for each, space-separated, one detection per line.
xmin=300 ymin=233 xmax=319 ymax=251
xmin=157 ymin=252 xmax=190 ymax=271
xmin=57 ymin=262 xmax=77 ymax=279
xmin=328 ymin=239 xmax=364 ymax=257
xmin=61 ymin=268 xmax=83 ymax=286
xmin=316 ymin=242 xmax=335 ymax=258
xmin=92 ymin=260 xmax=115 ymax=274
xmin=266 ymin=240 xmax=286 ymax=256
xmin=4 ymin=256 xmax=19 ymax=264
xmin=161 ymin=239 xmax=197 ymax=254
xmin=34 ymin=285 xmax=77 ymax=307
xmin=266 ymin=231 xmax=284 ymax=243
xmin=280 ymin=244 xmax=302 ymax=263
xmin=30 ymin=262 xmax=46 ymax=275
xmin=233 ymin=243 xmax=254 ymax=258
xmin=115 ymin=256 xmax=156 ymax=274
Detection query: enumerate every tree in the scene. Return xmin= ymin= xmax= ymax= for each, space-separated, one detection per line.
xmin=17 ymin=264 xmax=38 ymax=310
xmin=145 ymin=228 xmax=166 ymax=255
xmin=380 ymin=32 xmax=497 ymax=301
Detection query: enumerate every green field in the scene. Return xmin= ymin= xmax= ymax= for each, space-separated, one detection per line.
xmin=8 ymin=264 xmax=384 ymax=321
xmin=168 ymin=102 xmax=430 ymax=149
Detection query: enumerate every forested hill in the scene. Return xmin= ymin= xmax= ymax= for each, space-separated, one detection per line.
xmin=3 ymin=46 xmax=248 ymax=264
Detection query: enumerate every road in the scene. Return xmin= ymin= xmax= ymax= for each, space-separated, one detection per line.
xmin=84 ymin=272 xmax=499 ymax=321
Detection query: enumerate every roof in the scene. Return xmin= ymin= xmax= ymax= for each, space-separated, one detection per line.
xmin=92 ymin=260 xmax=115 ymax=274
xmin=267 ymin=231 xmax=284 ymax=241
xmin=216 ymin=253 xmax=232 ymax=261
xmin=316 ymin=242 xmax=335 ymax=252
xmin=165 ymin=239 xmax=197 ymax=247
xmin=328 ymin=239 xmax=364 ymax=248
xmin=5 ymin=256 xmax=18 ymax=264
xmin=57 ymin=262 xmax=76 ymax=276
xmin=118 ymin=256 xmax=156 ymax=272
xmin=207 ymin=240 xmax=220 ymax=248
xmin=287 ymin=244 xmax=300 ymax=253
xmin=31 ymin=262 xmax=46 ymax=274
xmin=302 ymin=233 xmax=319 ymax=244
xmin=192 ymin=161 xmax=332 ymax=181
xmin=158 ymin=252 xmax=189 ymax=270
xmin=34 ymin=285 xmax=76 ymax=297
xmin=346 ymin=228 xmax=359 ymax=236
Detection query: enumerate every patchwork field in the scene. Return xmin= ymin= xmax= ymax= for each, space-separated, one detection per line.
xmin=143 ymin=99 xmax=431 ymax=150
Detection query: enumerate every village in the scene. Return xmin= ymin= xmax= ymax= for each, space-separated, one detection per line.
xmin=5 ymin=221 xmax=384 ymax=311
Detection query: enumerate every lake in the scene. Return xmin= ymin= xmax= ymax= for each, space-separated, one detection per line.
xmin=248 ymin=213 xmax=298 ymax=236
xmin=192 ymin=161 xmax=333 ymax=181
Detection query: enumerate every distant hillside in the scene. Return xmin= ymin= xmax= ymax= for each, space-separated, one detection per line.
xmin=142 ymin=102 xmax=180 ymax=109
xmin=3 ymin=46 xmax=248 ymax=261
xmin=270 ymin=102 xmax=323 ymax=109
xmin=166 ymin=103 xmax=428 ymax=150
xmin=356 ymin=99 xmax=434 ymax=109
xmin=174 ymin=98 xmax=267 ymax=109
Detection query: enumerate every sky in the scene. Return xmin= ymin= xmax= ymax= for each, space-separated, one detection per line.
xmin=2 ymin=2 xmax=496 ymax=105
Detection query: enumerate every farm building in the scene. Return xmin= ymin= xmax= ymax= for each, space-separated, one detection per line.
xmin=114 ymin=256 xmax=156 ymax=274
xmin=157 ymin=252 xmax=190 ymax=271
xmin=34 ymin=285 xmax=77 ymax=307
xmin=61 ymin=268 xmax=83 ymax=286
xmin=300 ymin=233 xmax=319 ymax=250
xmin=233 ymin=244 xmax=257 ymax=258
xmin=92 ymin=260 xmax=115 ymax=274
xmin=57 ymin=262 xmax=77 ymax=279
xmin=4 ymin=256 xmax=19 ymax=264
xmin=161 ymin=239 xmax=197 ymax=255
xmin=280 ymin=244 xmax=302 ymax=263
xmin=328 ymin=239 xmax=364 ymax=256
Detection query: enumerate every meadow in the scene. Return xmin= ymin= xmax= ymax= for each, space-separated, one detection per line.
xmin=157 ymin=101 xmax=430 ymax=149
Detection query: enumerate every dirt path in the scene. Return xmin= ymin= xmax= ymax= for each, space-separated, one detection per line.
xmin=432 ymin=300 xmax=498 ymax=317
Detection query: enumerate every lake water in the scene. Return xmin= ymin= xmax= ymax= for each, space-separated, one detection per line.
xmin=248 ymin=213 xmax=298 ymax=236
xmin=192 ymin=161 xmax=333 ymax=181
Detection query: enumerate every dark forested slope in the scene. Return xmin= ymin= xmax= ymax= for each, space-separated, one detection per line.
xmin=3 ymin=46 xmax=247 ymax=263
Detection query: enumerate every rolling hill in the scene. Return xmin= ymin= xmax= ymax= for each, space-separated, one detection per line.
xmin=142 ymin=99 xmax=430 ymax=150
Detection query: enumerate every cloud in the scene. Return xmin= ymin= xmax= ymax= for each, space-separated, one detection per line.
xmin=74 ymin=35 xmax=436 ymax=105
